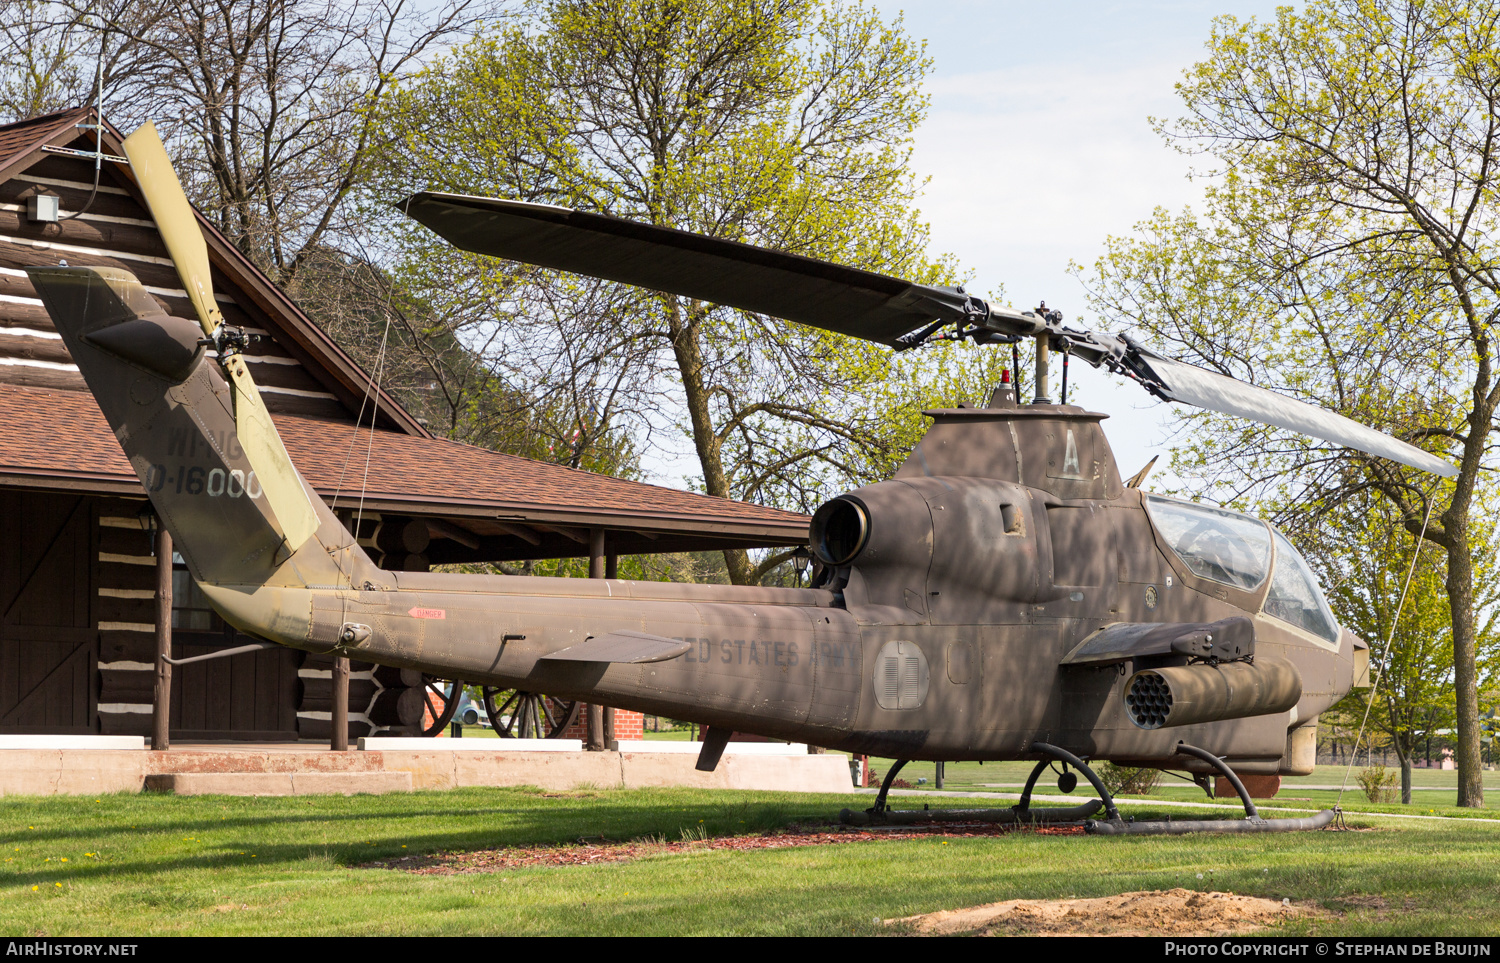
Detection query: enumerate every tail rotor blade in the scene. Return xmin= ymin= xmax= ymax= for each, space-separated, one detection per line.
xmin=122 ymin=123 xmax=221 ymax=338
xmin=122 ymin=121 xmax=320 ymax=551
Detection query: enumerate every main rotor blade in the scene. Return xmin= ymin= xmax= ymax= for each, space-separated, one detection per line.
xmin=122 ymin=121 xmax=321 ymax=550
xmin=398 ymin=192 xmax=978 ymax=347
xmin=404 ymin=192 xmax=1456 ymax=478
xmin=1137 ymin=353 xmax=1459 ymax=478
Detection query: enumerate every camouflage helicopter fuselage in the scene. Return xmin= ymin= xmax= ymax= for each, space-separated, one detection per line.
xmin=35 ymin=265 xmax=1357 ymax=777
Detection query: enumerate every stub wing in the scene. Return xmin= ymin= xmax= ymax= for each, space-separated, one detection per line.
xmin=1060 ymin=617 xmax=1256 ymax=666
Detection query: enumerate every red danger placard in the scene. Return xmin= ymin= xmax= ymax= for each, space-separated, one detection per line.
xmin=408 ymin=607 xmax=446 ymax=619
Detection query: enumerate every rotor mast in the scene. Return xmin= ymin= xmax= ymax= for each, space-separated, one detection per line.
xmin=1033 ymin=335 xmax=1050 ymax=404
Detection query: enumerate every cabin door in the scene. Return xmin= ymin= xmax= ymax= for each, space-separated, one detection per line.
xmin=0 ymin=492 xmax=96 ymax=733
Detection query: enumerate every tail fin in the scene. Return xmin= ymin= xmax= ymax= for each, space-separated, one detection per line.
xmin=28 ymin=266 xmax=375 ymax=590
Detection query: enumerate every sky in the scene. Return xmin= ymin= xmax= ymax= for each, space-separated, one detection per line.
xmin=639 ymin=0 xmax=1292 ymax=492
xmin=881 ymin=0 xmax=1288 ymax=481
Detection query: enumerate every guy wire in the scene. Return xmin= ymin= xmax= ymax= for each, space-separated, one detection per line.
xmin=329 ymin=264 xmax=396 ymax=589
xmin=1334 ymin=490 xmax=1437 ymax=808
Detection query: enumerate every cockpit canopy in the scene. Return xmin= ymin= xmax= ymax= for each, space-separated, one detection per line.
xmin=1144 ymin=495 xmax=1339 ymax=643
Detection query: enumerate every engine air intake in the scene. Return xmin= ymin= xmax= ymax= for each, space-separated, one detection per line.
xmin=810 ymin=497 xmax=869 ymax=566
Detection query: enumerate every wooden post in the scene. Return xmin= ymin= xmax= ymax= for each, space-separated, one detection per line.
xmin=605 ymin=553 xmax=618 ymax=579
xmin=588 ymin=527 xmax=605 ymax=579
xmin=331 ymin=655 xmax=350 ymax=751
xmin=151 ymin=527 xmax=172 ymax=751
xmin=585 ymin=528 xmax=607 ymax=749
xmin=586 ymin=703 xmax=605 ymax=751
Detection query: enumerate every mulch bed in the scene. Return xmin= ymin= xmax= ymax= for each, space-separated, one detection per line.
xmin=363 ymin=822 xmax=1084 ymax=875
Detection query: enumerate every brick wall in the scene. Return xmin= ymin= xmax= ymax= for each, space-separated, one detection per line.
xmin=558 ymin=704 xmax=644 ymax=742
xmin=613 ymin=709 xmax=644 ymax=740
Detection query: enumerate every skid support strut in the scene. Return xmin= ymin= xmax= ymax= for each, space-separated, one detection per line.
xmin=871 ymin=758 xmax=909 ymax=814
xmin=838 ymin=747 xmax=1106 ymax=827
xmin=1027 ymin=742 xmax=1122 ymax=820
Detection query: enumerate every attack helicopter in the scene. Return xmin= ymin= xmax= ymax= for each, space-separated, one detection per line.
xmin=28 ymin=124 xmax=1457 ymax=834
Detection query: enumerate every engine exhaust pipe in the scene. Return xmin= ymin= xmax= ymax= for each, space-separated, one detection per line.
xmin=1124 ymin=658 xmax=1301 ymax=730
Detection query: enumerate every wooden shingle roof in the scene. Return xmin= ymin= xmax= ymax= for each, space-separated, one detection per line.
xmin=0 ymin=386 xmax=809 ymax=558
xmin=0 ymin=109 xmax=811 ymax=558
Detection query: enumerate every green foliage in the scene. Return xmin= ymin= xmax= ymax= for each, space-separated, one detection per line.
xmin=1094 ymin=762 xmax=1162 ymax=796
xmin=1306 ymin=491 xmax=1500 ymax=798
xmin=1080 ymin=0 xmax=1500 ymax=804
xmin=373 ymin=0 xmax=1002 ymax=581
xmin=1358 ymin=765 xmax=1400 ymax=804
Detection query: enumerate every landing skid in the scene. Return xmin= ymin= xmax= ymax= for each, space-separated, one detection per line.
xmin=838 ymin=742 xmax=1338 ymax=835
xmin=1086 ymin=743 xmax=1338 ymax=835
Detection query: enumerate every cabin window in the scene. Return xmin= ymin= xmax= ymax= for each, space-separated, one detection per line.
xmin=1144 ymin=495 xmax=1271 ymax=591
xmin=1263 ymin=531 xmax=1340 ymax=643
xmin=171 ymin=553 xmax=223 ymax=632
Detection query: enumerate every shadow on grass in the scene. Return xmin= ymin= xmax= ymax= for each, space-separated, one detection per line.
xmin=0 ymin=786 xmax=874 ymax=889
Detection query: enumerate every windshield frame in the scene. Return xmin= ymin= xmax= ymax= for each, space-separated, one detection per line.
xmin=1142 ymin=494 xmax=1274 ymax=594
xmin=1260 ymin=527 xmax=1342 ymax=646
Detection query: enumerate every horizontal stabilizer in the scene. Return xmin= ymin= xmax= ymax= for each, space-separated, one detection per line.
xmin=398 ymin=192 xmax=973 ymax=347
xmin=539 ymin=630 xmax=693 ymax=664
xmin=1060 ymin=617 xmax=1255 ymax=666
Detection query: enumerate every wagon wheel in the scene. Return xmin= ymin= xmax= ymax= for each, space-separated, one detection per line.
xmin=481 ymin=686 xmax=580 ymax=738
xmin=420 ymin=676 xmax=465 ymax=737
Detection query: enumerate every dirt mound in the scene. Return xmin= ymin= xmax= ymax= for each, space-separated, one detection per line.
xmin=889 ymin=888 xmax=1322 ymax=936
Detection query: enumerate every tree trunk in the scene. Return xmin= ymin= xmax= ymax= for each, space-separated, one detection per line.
xmin=1441 ymin=442 xmax=1485 ymax=808
xmin=664 ymin=297 xmax=752 ymax=584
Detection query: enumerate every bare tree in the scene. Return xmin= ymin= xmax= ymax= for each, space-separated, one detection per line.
xmin=0 ymin=1 xmax=90 ymax=118
xmin=0 ymin=0 xmax=496 ymax=281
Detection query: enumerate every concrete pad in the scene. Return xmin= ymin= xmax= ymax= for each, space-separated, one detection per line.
xmin=619 ymin=752 xmax=855 ymax=792
xmin=0 ymin=749 xmax=147 ymax=796
xmin=147 ymin=773 xmax=295 ymax=796
xmin=2 ymin=743 xmax=853 ymax=797
xmin=146 ymin=771 xmax=410 ymax=796
xmin=448 ymin=750 xmax=624 ymax=789
xmin=614 ymin=740 xmax=810 ymax=755
xmin=291 ymin=772 xmax=411 ymax=795
xmin=55 ymin=751 xmax=149 ymax=795
xmin=620 ymin=752 xmax=732 ymax=789
xmin=360 ymin=737 xmax=583 ymax=752
xmin=147 ymin=749 xmax=384 ymax=773
xmin=0 ymin=735 xmax=144 ymax=750
xmin=361 ymin=750 xmax=459 ymax=791
xmin=722 ymin=754 xmax=854 ymax=793
xmin=0 ymin=750 xmax=65 ymax=796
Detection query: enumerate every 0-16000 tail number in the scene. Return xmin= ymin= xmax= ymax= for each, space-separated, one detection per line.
xmin=144 ymin=464 xmax=262 ymax=499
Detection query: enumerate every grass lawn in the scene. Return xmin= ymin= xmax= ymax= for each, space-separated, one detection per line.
xmin=2 ymin=785 xmax=1499 ymax=936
